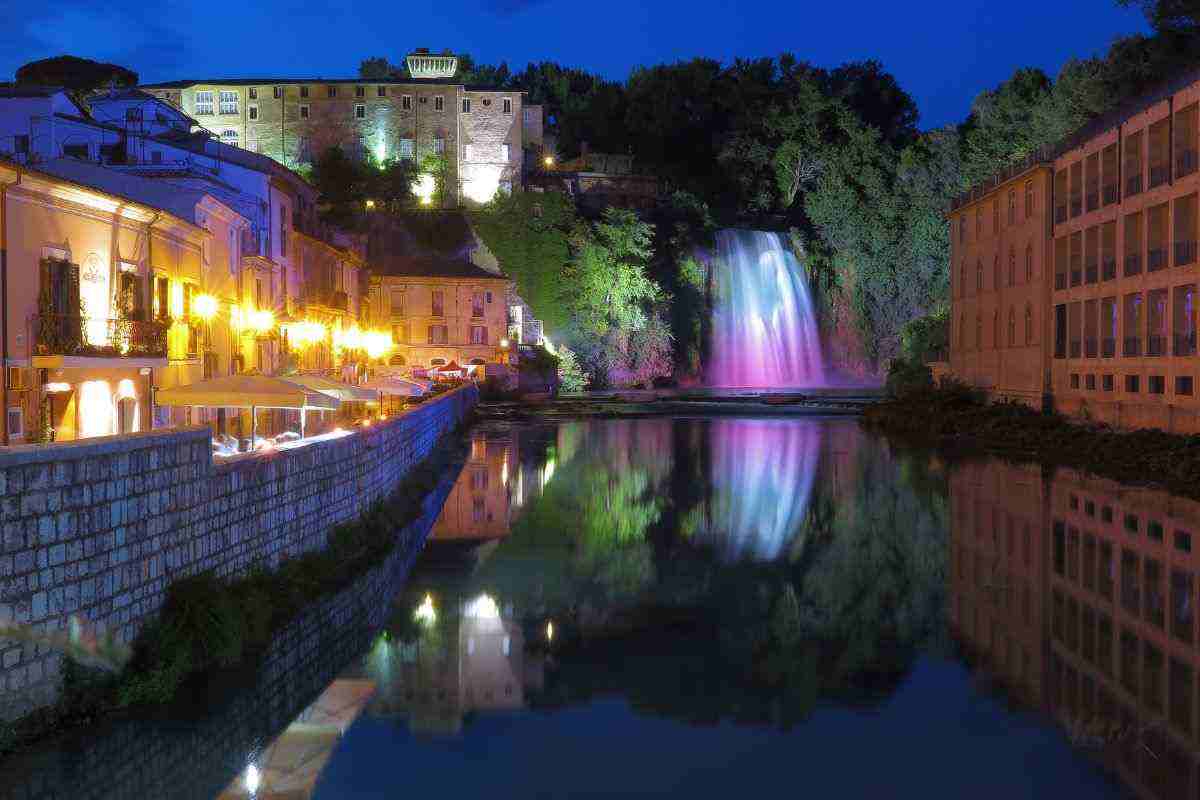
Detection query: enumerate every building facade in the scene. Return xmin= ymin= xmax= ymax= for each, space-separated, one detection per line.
xmin=364 ymin=256 xmax=512 ymax=375
xmin=948 ymin=68 xmax=1200 ymax=432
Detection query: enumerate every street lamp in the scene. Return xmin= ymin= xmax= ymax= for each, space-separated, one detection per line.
xmin=543 ymin=155 xmax=554 ymax=168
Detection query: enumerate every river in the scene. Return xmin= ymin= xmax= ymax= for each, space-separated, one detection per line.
xmin=6 ymin=414 xmax=1188 ymax=798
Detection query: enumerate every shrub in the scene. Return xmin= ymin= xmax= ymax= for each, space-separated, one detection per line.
xmin=884 ymin=357 xmax=933 ymax=399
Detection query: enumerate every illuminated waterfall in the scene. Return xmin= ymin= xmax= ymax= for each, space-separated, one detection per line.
xmin=709 ymin=229 xmax=824 ymax=388
xmin=692 ymin=419 xmax=821 ymax=561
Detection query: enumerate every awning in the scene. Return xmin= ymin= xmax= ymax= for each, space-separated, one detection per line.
xmin=281 ymin=374 xmax=378 ymax=403
xmin=360 ymin=375 xmax=427 ymax=397
xmin=154 ymin=371 xmax=339 ymax=410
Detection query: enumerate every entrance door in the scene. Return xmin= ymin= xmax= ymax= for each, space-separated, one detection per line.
xmin=117 ymin=397 xmax=137 ymax=434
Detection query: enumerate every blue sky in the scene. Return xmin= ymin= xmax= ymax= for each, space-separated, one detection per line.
xmin=0 ymin=0 xmax=1149 ymax=129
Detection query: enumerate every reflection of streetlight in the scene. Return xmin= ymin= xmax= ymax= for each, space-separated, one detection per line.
xmin=543 ymin=155 xmax=554 ymax=168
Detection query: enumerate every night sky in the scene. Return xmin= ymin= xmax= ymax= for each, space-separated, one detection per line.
xmin=1 ymin=0 xmax=1148 ymax=130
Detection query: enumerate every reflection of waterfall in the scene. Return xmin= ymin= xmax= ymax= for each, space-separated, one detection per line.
xmin=694 ymin=419 xmax=821 ymax=560
xmin=710 ymin=229 xmax=824 ymax=388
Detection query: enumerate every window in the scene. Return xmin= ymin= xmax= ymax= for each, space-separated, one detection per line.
xmin=502 ymin=98 xmax=512 ymax=114
xmin=1126 ymin=374 xmax=1140 ymax=393
xmin=1179 ymin=376 xmax=1195 ymax=395
xmin=486 ymin=290 xmax=493 ymax=304
xmin=399 ymin=138 xmax=415 ymax=160
xmin=1025 ymin=180 xmax=1034 ymax=218
xmin=433 ymin=138 xmax=445 ymax=154
xmin=194 ymin=90 xmax=214 ymax=115
xmin=300 ymin=85 xmax=309 ymax=98
xmin=1086 ymin=374 xmax=1096 ymax=390
xmin=470 ymin=325 xmax=488 ymax=344
xmin=1149 ymin=375 xmax=1166 ymax=394
xmin=390 ymin=290 xmax=406 ymax=318
xmin=355 ymin=104 xmax=365 ymax=119
xmin=220 ymin=129 xmax=238 ymax=145
xmin=427 ymin=324 xmax=449 ymax=344
xmin=377 ymin=85 xmax=386 ymax=97
xmin=434 ymin=95 xmax=444 ymax=111
xmin=1025 ymin=305 xmax=1034 ymax=345
xmin=1008 ymin=189 xmax=1016 ymax=224
xmin=1070 ymin=373 xmax=1080 ymax=389
xmin=401 ymin=94 xmax=412 ymax=110
xmin=248 ymin=105 xmax=258 ymax=121
xmin=1103 ymin=374 xmax=1114 ymax=392
xmin=1177 ymin=530 xmax=1193 ymax=553
xmin=959 ymin=216 xmax=966 ymax=243
xmin=432 ymin=290 xmax=444 ymax=317
xmin=6 ymin=407 xmax=22 ymax=439
xmin=1007 ymin=308 xmax=1016 ymax=347
xmin=248 ymin=87 xmax=258 ymax=100
xmin=300 ymin=105 xmax=310 ymax=119
xmin=1008 ymin=248 xmax=1016 ymax=286
xmin=219 ymin=90 xmax=238 ymax=115
xmin=327 ymin=85 xmax=337 ymax=98
xmin=976 ymin=260 xmax=983 ymax=291
xmin=472 ymin=291 xmax=485 ymax=317
xmin=463 ymin=98 xmax=472 ymax=113
xmin=273 ymin=86 xmax=283 ymax=99
xmin=355 ymin=85 xmax=365 ymax=98
xmin=278 ymin=204 xmax=288 ymax=258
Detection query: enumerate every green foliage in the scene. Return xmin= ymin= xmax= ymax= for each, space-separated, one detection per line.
xmin=566 ymin=208 xmax=662 ymax=336
xmin=884 ymin=358 xmax=933 ymax=399
xmin=16 ymin=55 xmax=137 ymax=93
xmin=899 ymin=311 xmax=949 ymax=363
xmin=555 ymin=345 xmax=589 ymax=392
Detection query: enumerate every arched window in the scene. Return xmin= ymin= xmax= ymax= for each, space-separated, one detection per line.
xmin=1025 ymin=305 xmax=1034 ymax=344
xmin=1008 ymin=307 xmax=1016 ymax=346
xmin=960 ymin=314 xmax=966 ymax=348
xmin=960 ymin=263 xmax=967 ymax=296
xmin=976 ymin=260 xmax=983 ymax=292
xmin=219 ymin=129 xmax=238 ymax=145
xmin=976 ymin=314 xmax=982 ymax=350
xmin=993 ymin=311 xmax=1000 ymax=349
xmin=1025 ymin=244 xmax=1034 ymax=282
xmin=993 ymin=255 xmax=1001 ymax=290
xmin=1008 ymin=248 xmax=1016 ymax=286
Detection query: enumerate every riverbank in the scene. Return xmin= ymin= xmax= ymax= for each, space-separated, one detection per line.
xmin=862 ymin=384 xmax=1200 ymax=500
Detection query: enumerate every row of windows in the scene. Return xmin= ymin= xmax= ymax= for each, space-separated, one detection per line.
xmin=1053 ymin=285 xmax=1197 ymax=359
xmin=388 ymin=289 xmax=493 ymax=317
xmin=958 ymin=242 xmax=1037 ymax=295
xmin=955 ymin=179 xmax=1038 ymax=244
xmin=957 ymin=305 xmax=1038 ymax=349
xmin=1067 ymin=372 xmax=1194 ymax=396
xmin=1053 ymin=194 xmax=1198 ymax=289
xmin=196 ymin=88 xmax=512 ymax=115
xmin=389 ymin=324 xmax=492 ymax=345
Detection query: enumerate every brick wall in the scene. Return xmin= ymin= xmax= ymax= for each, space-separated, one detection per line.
xmin=0 ymin=385 xmax=477 ymax=722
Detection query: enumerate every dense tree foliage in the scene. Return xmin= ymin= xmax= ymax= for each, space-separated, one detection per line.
xmin=15 ymin=55 xmax=137 ymax=94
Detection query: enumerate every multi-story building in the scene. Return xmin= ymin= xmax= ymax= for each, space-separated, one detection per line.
xmin=948 ymin=67 xmax=1200 ymax=432
xmin=430 ymin=430 xmax=514 ymax=543
xmin=0 ymin=157 xmax=250 ymax=444
xmin=140 ymin=52 xmax=540 ymax=208
xmin=363 ymin=256 xmax=513 ymax=375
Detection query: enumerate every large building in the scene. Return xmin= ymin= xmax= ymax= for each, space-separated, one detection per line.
xmin=948 ymin=67 xmax=1200 ymax=432
xmin=140 ymin=52 xmax=542 ymax=208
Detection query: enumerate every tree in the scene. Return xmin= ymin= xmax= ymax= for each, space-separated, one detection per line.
xmin=566 ymin=208 xmax=662 ymax=337
xmin=15 ymin=56 xmax=137 ymax=94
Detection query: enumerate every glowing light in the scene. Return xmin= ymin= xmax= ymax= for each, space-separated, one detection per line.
xmin=546 ymin=621 xmax=554 ymax=642
xmin=44 ymin=382 xmax=72 ymax=393
xmin=250 ymin=309 xmax=274 ymax=335
xmin=499 ymin=338 xmax=510 ymax=349
xmin=333 ymin=427 xmax=345 ymax=435
xmin=282 ymin=320 xmax=326 ymax=349
xmin=79 ymin=380 xmax=113 ymax=438
xmin=542 ymin=336 xmax=555 ymax=354
xmin=170 ymin=281 xmax=185 ymax=319
xmin=543 ymin=155 xmax=554 ymax=167
xmin=462 ymin=167 xmax=502 ymax=204
xmin=414 ymin=593 xmax=436 ymax=625
xmin=334 ymin=326 xmax=392 ymax=360
xmin=244 ymin=763 xmax=261 ymax=795
xmin=464 ymin=594 xmax=500 ymax=620
xmin=375 ymin=138 xmax=387 ymax=164
xmin=365 ymin=199 xmax=376 ymax=210
xmin=414 ymin=173 xmax=436 ymax=205
xmin=192 ymin=293 xmax=218 ymax=321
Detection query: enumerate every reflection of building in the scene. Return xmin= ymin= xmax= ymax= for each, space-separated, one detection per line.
xmin=430 ymin=429 xmax=515 ymax=542
xmin=367 ymin=594 xmax=545 ymax=736
xmin=950 ymin=460 xmax=1200 ymax=798
xmin=217 ymin=678 xmax=376 ymax=799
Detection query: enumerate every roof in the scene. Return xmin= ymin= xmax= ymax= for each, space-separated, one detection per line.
xmin=140 ymin=77 xmax=521 ymax=93
xmin=375 ymin=255 xmax=508 ymax=281
xmin=24 ymin=158 xmax=216 ymax=225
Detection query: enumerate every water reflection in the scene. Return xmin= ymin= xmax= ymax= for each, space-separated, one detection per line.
xmin=949 ymin=461 xmax=1200 ymax=798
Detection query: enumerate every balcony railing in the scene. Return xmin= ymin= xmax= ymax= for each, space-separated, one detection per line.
xmin=1124 ymin=337 xmax=1141 ymax=357
xmin=33 ymin=314 xmax=168 ymax=359
xmin=1150 ymin=164 xmax=1170 ymax=189
xmin=1055 ymin=205 xmax=1068 ymax=224
xmin=1102 ymin=337 xmax=1116 ymax=357
xmin=1070 ymin=340 xmax=1082 ymax=358
xmin=1148 ymin=334 xmax=1167 ymax=356
xmin=1103 ymin=184 xmax=1119 ymax=205
xmin=1055 ymin=272 xmax=1067 ymax=290
xmin=1085 ymin=261 xmax=1098 ymax=283
xmin=1127 ymin=174 xmax=1143 ymax=196
xmin=1085 ymin=337 xmax=1098 ymax=358
xmin=1178 ymin=149 xmax=1198 ymax=178
xmin=1125 ymin=253 xmax=1142 ymax=276
xmin=1148 ymin=247 xmax=1168 ymax=271
xmin=1176 ymin=240 xmax=1198 ymax=266
xmin=1102 ymin=257 xmax=1117 ymax=281
xmin=1175 ymin=333 xmax=1197 ymax=356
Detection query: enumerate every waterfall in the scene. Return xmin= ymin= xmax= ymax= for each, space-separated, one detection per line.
xmin=709 ymin=229 xmax=824 ymax=388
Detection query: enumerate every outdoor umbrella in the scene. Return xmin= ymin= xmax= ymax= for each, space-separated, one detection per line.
xmin=154 ymin=371 xmax=338 ymax=439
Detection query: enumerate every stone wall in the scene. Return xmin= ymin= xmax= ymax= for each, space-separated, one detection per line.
xmin=0 ymin=385 xmax=477 ymax=721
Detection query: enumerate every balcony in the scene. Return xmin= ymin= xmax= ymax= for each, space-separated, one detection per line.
xmin=1102 ymin=257 xmax=1117 ymax=281
xmin=33 ymin=315 xmax=168 ymax=361
xmin=1085 ymin=337 xmax=1098 ymax=358
xmin=305 ymin=289 xmax=349 ymax=311
xmin=1176 ymin=240 xmax=1198 ymax=266
xmin=1103 ymin=184 xmax=1119 ymax=205
xmin=1102 ymin=337 xmax=1116 ymax=357
xmin=1055 ymin=205 xmax=1068 ymax=224
xmin=1150 ymin=164 xmax=1170 ymax=189
xmin=1148 ymin=247 xmax=1168 ymax=272
xmin=1178 ymin=149 xmax=1198 ymax=178
xmin=1124 ymin=337 xmax=1141 ymax=357
xmin=1126 ymin=174 xmax=1143 ymax=196
xmin=1175 ymin=333 xmax=1197 ymax=357
xmin=1148 ymin=335 xmax=1167 ymax=356
xmin=1125 ymin=254 xmax=1142 ymax=276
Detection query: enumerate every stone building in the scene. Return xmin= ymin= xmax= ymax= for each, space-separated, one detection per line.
xmin=140 ymin=53 xmax=541 ymax=208
xmin=948 ymin=66 xmax=1200 ymax=432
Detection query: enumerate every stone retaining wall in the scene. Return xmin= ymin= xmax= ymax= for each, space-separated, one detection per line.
xmin=0 ymin=385 xmax=477 ymax=721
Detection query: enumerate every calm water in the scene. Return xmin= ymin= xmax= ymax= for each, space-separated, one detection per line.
xmin=10 ymin=415 xmax=1193 ymax=798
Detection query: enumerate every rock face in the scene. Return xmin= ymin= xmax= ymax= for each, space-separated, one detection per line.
xmin=0 ymin=386 xmax=477 ymax=722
